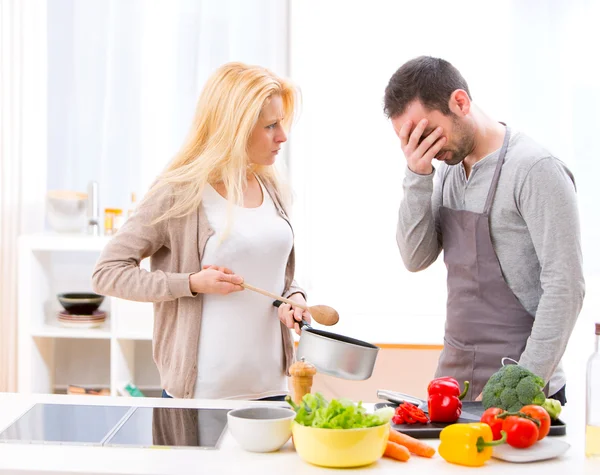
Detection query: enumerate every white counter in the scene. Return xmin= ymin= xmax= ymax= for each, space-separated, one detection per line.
xmin=0 ymin=393 xmax=598 ymax=474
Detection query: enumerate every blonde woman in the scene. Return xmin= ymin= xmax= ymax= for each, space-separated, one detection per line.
xmin=92 ymin=62 xmax=310 ymax=401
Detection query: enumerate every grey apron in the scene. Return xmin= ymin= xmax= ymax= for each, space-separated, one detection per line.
xmin=434 ymin=127 xmax=535 ymax=401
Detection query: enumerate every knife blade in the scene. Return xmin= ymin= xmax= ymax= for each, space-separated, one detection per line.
xmin=376 ymin=389 xmax=482 ymax=422
xmin=377 ymin=390 xmax=426 ymax=408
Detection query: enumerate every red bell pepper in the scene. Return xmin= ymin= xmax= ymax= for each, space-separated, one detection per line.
xmin=427 ymin=377 xmax=470 ymax=423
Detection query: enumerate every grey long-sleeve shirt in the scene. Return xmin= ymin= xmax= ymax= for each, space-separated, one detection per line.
xmin=397 ymin=129 xmax=585 ymax=395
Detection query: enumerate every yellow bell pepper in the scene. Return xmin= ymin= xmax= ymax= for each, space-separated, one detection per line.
xmin=439 ymin=423 xmax=506 ymax=467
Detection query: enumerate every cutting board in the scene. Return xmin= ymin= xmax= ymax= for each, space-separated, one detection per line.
xmin=374 ymin=401 xmax=567 ymax=439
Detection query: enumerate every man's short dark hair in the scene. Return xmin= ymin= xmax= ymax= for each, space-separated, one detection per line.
xmin=383 ymin=56 xmax=471 ymax=118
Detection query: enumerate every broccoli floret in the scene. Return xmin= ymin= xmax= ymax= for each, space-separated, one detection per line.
xmin=533 ymin=392 xmax=546 ymax=405
xmin=500 ymin=365 xmax=530 ymax=388
xmin=508 ymin=403 xmax=523 ymax=413
xmin=500 ymin=388 xmax=519 ymax=408
xmin=516 ymin=376 xmax=546 ymax=405
xmin=481 ymin=386 xmax=502 ymax=409
xmin=487 ymin=371 xmax=503 ymax=387
xmin=482 ymin=364 xmax=547 ymax=411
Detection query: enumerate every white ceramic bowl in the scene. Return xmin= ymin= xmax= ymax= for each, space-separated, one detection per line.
xmin=227 ymin=406 xmax=296 ymax=453
xmin=46 ymin=190 xmax=88 ymax=233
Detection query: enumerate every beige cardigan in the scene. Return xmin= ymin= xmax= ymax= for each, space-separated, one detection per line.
xmin=92 ymin=178 xmax=304 ymax=398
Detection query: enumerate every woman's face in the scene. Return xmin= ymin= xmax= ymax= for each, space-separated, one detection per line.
xmin=247 ymin=95 xmax=287 ymax=166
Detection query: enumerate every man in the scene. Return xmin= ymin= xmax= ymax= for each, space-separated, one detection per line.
xmin=384 ymin=56 xmax=584 ymax=403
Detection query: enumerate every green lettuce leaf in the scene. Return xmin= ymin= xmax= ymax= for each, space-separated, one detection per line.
xmin=286 ymin=393 xmax=394 ymax=429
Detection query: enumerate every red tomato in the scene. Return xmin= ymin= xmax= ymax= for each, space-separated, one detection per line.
xmin=520 ymin=405 xmax=551 ymax=440
xmin=502 ymin=415 xmax=540 ymax=448
xmin=481 ymin=408 xmax=505 ymax=441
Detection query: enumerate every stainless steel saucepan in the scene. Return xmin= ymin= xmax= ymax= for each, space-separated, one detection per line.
xmin=273 ymin=301 xmax=380 ymax=380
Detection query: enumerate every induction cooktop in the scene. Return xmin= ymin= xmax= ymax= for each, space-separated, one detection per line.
xmin=105 ymin=407 xmax=229 ymax=449
xmin=0 ymin=404 xmax=229 ymax=449
xmin=0 ymin=404 xmax=132 ymax=445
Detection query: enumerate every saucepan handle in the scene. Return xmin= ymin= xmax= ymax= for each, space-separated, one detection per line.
xmin=272 ymin=300 xmax=310 ymax=329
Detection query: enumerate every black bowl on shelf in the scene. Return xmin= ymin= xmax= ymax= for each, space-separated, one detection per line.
xmin=57 ymin=292 xmax=104 ymax=315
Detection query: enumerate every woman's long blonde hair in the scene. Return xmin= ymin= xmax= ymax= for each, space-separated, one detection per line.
xmin=148 ymin=62 xmax=298 ymax=223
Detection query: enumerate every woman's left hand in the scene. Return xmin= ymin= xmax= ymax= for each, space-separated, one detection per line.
xmin=278 ymin=293 xmax=311 ymax=335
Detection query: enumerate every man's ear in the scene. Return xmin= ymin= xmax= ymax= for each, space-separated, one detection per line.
xmin=449 ymin=89 xmax=471 ymax=117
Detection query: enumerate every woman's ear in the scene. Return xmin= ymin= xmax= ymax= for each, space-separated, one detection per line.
xmin=449 ymin=89 xmax=471 ymax=117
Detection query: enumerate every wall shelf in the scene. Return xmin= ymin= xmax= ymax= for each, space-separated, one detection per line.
xmin=30 ymin=322 xmax=112 ymax=339
xmin=18 ymin=233 xmax=158 ymax=396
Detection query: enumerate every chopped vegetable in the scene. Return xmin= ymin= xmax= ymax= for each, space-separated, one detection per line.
xmin=392 ymin=402 xmax=429 ymax=425
xmin=388 ymin=428 xmax=436 ymax=458
xmin=427 ymin=377 xmax=469 ymax=423
xmin=286 ymin=393 xmax=394 ymax=429
xmin=384 ymin=441 xmax=411 ymax=462
xmin=439 ymin=423 xmax=506 ymax=467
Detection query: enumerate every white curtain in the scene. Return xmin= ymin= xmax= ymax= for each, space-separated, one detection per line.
xmin=0 ymin=0 xmax=47 ymax=392
xmin=46 ymin=0 xmax=290 ymax=214
xmin=289 ymin=0 xmax=600 ymax=340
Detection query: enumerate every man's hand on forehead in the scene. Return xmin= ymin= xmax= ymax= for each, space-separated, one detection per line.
xmin=397 ymin=118 xmax=446 ymax=175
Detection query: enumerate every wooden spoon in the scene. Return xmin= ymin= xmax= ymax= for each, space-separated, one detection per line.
xmin=241 ymin=282 xmax=339 ymax=326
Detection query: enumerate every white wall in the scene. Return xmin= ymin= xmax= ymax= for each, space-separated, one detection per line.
xmin=288 ymin=0 xmax=600 ymax=387
xmin=46 ymin=0 xmax=290 ymax=214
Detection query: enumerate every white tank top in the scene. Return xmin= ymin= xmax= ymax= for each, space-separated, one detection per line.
xmin=193 ymin=179 xmax=293 ymax=399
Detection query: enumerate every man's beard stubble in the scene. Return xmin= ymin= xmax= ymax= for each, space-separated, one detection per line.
xmin=441 ymin=118 xmax=476 ymax=166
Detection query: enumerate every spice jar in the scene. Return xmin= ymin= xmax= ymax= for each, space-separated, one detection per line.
xmin=104 ymin=208 xmax=124 ymax=235
xmin=104 ymin=208 xmax=115 ymax=235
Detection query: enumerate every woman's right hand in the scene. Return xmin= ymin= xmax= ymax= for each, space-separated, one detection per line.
xmin=277 ymin=293 xmax=311 ymax=336
xmin=189 ymin=265 xmax=244 ymax=295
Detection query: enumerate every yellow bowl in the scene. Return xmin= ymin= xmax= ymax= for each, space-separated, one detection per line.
xmin=291 ymin=422 xmax=390 ymax=468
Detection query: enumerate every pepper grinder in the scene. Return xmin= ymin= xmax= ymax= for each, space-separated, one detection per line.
xmin=289 ymin=357 xmax=317 ymax=404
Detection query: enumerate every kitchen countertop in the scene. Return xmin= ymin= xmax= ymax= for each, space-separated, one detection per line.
xmin=0 ymin=392 xmax=598 ymax=474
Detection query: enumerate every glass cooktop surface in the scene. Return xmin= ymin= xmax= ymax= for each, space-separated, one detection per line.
xmin=0 ymin=404 xmax=229 ymax=449
xmin=105 ymin=407 xmax=229 ymax=449
xmin=0 ymin=404 xmax=132 ymax=445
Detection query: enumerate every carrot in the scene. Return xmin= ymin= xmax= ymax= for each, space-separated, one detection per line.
xmin=384 ymin=440 xmax=410 ymax=462
xmin=388 ymin=428 xmax=436 ymax=458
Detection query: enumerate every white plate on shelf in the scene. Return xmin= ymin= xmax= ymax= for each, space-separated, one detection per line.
xmin=492 ymin=437 xmax=570 ymax=463
xmin=58 ymin=320 xmax=105 ymax=329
